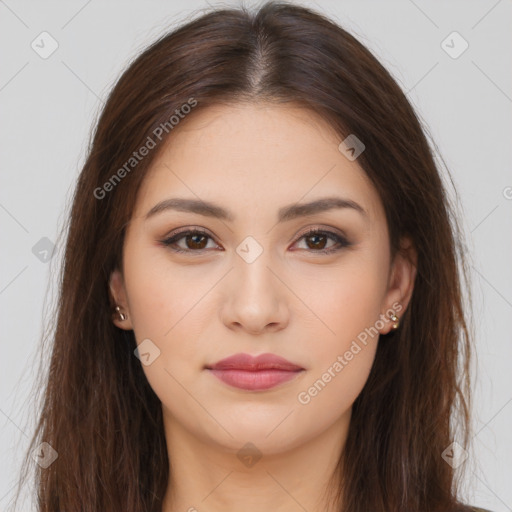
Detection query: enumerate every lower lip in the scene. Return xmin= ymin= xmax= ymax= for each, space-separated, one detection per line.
xmin=208 ymin=369 xmax=303 ymax=390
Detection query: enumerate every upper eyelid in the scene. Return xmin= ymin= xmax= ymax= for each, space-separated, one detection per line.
xmin=163 ymin=225 xmax=345 ymax=238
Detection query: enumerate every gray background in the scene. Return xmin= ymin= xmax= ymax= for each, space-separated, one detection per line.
xmin=1 ymin=0 xmax=511 ymax=510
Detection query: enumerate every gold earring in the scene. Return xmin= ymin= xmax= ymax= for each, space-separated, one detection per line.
xmin=114 ymin=305 xmax=127 ymax=321
xmin=389 ymin=311 xmax=400 ymax=330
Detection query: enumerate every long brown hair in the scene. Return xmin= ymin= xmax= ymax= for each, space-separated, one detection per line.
xmin=11 ymin=2 xmax=475 ymax=511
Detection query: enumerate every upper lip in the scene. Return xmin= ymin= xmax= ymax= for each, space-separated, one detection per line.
xmin=206 ymin=353 xmax=304 ymax=371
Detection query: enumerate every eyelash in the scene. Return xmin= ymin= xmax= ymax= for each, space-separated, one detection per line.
xmin=159 ymin=227 xmax=351 ymax=255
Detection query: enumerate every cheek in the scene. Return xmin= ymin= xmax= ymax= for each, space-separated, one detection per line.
xmin=123 ymin=241 xmax=199 ymax=332
xmin=293 ymin=275 xmax=383 ymax=425
xmin=291 ymin=255 xmax=385 ymax=407
xmin=121 ymin=253 xmax=210 ymax=414
xmin=293 ymin=257 xmax=386 ymax=349
xmin=122 ymin=245 xmax=217 ymax=371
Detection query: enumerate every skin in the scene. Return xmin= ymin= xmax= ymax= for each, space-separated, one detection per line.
xmin=109 ymin=102 xmax=417 ymax=512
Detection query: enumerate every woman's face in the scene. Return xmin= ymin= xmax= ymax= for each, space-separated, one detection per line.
xmin=110 ymin=102 xmax=416 ymax=454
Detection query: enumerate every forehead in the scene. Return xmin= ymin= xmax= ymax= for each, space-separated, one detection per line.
xmin=134 ymin=102 xmax=384 ymax=225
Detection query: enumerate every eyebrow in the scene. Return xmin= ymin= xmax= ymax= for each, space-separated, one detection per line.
xmin=144 ymin=196 xmax=368 ymax=223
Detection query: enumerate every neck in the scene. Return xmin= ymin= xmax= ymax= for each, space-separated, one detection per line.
xmin=161 ymin=408 xmax=350 ymax=512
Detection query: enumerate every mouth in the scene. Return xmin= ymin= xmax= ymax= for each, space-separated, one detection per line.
xmin=205 ymin=352 xmax=305 ymax=391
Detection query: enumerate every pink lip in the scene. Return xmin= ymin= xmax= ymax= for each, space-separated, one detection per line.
xmin=206 ymin=353 xmax=304 ymax=391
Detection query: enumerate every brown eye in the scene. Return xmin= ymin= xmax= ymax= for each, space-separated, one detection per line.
xmin=184 ymin=233 xmax=208 ymax=250
xmin=161 ymin=229 xmax=218 ymax=253
xmin=293 ymin=229 xmax=350 ymax=254
xmin=160 ymin=227 xmax=350 ymax=255
xmin=304 ymin=232 xmax=328 ymax=250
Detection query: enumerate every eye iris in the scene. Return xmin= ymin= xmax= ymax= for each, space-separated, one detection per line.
xmin=306 ymin=233 xmax=327 ymax=250
xmin=186 ymin=233 xmax=208 ymax=249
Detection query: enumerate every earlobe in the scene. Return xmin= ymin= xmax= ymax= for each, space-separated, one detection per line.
xmin=109 ymin=269 xmax=133 ymax=330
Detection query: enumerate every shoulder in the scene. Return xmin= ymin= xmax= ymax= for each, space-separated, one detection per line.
xmin=454 ymin=504 xmax=494 ymax=512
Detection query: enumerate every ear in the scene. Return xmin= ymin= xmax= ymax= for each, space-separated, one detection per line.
xmin=109 ymin=268 xmax=133 ymax=330
xmin=379 ymin=236 xmax=417 ymax=334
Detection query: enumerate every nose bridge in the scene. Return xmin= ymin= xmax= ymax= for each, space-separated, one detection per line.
xmin=233 ymin=235 xmax=279 ymax=299
xmin=222 ymin=235 xmax=288 ymax=332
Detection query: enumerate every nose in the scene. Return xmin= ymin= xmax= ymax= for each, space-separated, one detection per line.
xmin=219 ymin=252 xmax=290 ymax=335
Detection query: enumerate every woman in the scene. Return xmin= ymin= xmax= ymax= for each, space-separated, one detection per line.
xmin=12 ymin=2 xmax=490 ymax=511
